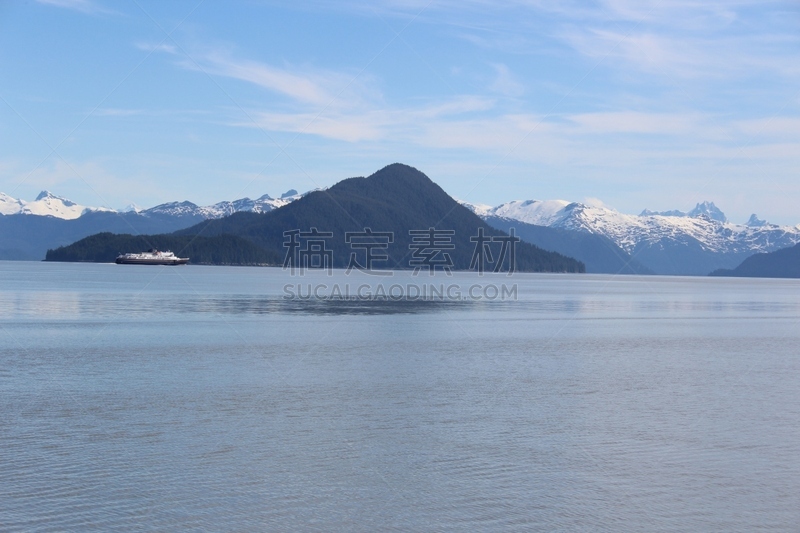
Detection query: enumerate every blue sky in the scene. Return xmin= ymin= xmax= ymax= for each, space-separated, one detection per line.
xmin=1 ymin=0 xmax=799 ymax=223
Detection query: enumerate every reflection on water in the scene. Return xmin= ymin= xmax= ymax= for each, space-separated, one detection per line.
xmin=0 ymin=291 xmax=82 ymax=319
xmin=3 ymin=291 xmax=798 ymax=319
xmin=2 ymin=262 xmax=800 ymax=531
xmin=0 ymin=293 xmax=475 ymax=317
xmin=235 ymin=297 xmax=474 ymax=316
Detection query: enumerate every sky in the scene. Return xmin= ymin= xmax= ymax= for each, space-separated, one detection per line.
xmin=1 ymin=0 xmax=799 ymax=224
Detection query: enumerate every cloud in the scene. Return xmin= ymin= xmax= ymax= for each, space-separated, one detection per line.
xmin=489 ymin=64 xmax=524 ymax=97
xmin=583 ymin=196 xmax=609 ymax=208
xmin=416 ymin=96 xmax=495 ymax=117
xmin=147 ymin=41 xmax=501 ymax=143
xmin=145 ymin=42 xmax=381 ymax=110
xmin=567 ymin=111 xmax=702 ymax=135
xmin=196 ymin=51 xmax=337 ymax=106
xmin=238 ymin=96 xmax=497 ymax=143
xmin=552 ymin=2 xmax=800 ymax=81
xmin=597 ymin=0 xmax=740 ymax=26
xmin=135 ymin=42 xmax=179 ymax=55
xmin=735 ymin=117 xmax=800 ymax=138
xmin=562 ymin=28 xmax=718 ymax=79
xmin=333 ymin=0 xmax=800 ymax=82
xmin=233 ymin=105 xmax=714 ymax=153
xmin=242 ymin=111 xmax=383 ymax=142
xmin=95 ymin=108 xmax=144 ymax=117
xmin=35 ymin=0 xmax=113 ymax=15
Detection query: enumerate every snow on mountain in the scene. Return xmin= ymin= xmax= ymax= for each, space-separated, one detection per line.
xmin=141 ymin=200 xmax=204 ymax=217
xmin=0 ymin=188 xmax=304 ymax=220
xmin=746 ymin=214 xmax=767 ymax=227
xmin=639 ymin=202 xmax=726 ymax=222
xmin=459 ymin=201 xmax=494 ymax=218
xmin=686 ymin=201 xmax=727 ymax=223
xmin=482 ymin=199 xmax=573 ymax=226
xmin=0 ymin=190 xmax=113 ymax=219
xmin=122 ymin=203 xmax=143 ymax=213
xmin=140 ymin=189 xmax=303 ymax=219
xmin=640 ymin=208 xmax=687 ymax=217
xmin=198 ymin=194 xmax=296 ymax=218
xmin=462 ymin=199 xmax=573 ymax=225
xmin=464 ymin=199 xmax=800 ymax=256
xmin=0 ymin=192 xmax=27 ymax=215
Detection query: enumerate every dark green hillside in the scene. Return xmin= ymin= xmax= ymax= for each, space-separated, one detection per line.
xmin=177 ymin=163 xmax=583 ymax=272
xmin=0 ymin=210 xmax=204 ymax=261
xmin=710 ymin=242 xmax=800 ymax=278
xmin=46 ymin=232 xmax=280 ymax=265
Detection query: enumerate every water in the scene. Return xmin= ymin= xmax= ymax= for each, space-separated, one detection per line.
xmin=1 ymin=262 xmax=799 ymax=531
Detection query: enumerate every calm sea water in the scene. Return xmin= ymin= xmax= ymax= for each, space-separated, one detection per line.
xmin=1 ymin=261 xmax=799 ymax=531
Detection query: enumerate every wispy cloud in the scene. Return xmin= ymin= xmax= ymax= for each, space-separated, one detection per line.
xmin=196 ymin=51 xmax=340 ymax=107
xmin=339 ymin=0 xmax=800 ymax=82
xmin=552 ymin=1 xmax=800 ymax=80
xmin=35 ymin=0 xmax=114 ymax=15
xmin=95 ymin=108 xmax=144 ymax=117
xmin=562 ymin=29 xmax=706 ymax=78
xmin=735 ymin=117 xmax=800 ymax=138
xmin=146 ymin=42 xmax=381 ymax=110
xmin=489 ymin=64 xmax=524 ymax=97
xmin=135 ymin=42 xmax=179 ymax=55
xmin=567 ymin=111 xmax=703 ymax=135
xmin=238 ymin=96 xmax=496 ymax=142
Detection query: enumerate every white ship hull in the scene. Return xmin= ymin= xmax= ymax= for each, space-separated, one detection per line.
xmin=115 ymin=249 xmax=189 ymax=265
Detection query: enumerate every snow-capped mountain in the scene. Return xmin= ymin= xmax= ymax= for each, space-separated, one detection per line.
xmin=0 ymin=192 xmax=26 ymax=215
xmin=464 ymin=199 xmax=800 ymax=275
xmin=121 ymin=203 xmax=144 ymax=213
xmin=640 ymin=201 xmax=727 ymax=223
xmin=0 ymin=189 xmax=303 ymax=221
xmin=0 ymin=188 xmax=305 ymax=261
xmin=0 ymin=191 xmax=114 ymax=220
xmin=464 ymin=199 xmax=573 ymax=227
xmin=143 ymin=191 xmax=301 ymax=219
xmin=467 ymin=199 xmax=800 ymax=255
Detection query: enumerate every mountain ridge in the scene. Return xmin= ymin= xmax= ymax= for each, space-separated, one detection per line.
xmin=48 ymin=164 xmax=585 ymax=273
xmin=0 ymin=189 xmax=303 ymax=220
xmin=710 ymin=243 xmax=800 ymax=278
xmin=483 ymin=215 xmax=653 ymax=275
xmin=463 ymin=199 xmax=800 ymax=275
xmin=7 ymin=180 xmax=799 ymax=273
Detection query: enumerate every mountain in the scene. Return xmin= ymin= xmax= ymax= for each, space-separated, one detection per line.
xmin=640 ymin=208 xmax=687 ymax=217
xmin=639 ymin=201 xmax=727 ymax=223
xmin=0 ymin=192 xmax=26 ymax=215
xmin=746 ymin=214 xmax=767 ymax=227
xmin=483 ymin=216 xmax=653 ymax=275
xmin=466 ymin=199 xmax=800 ymax=276
xmin=0 ymin=190 xmax=114 ymax=219
xmin=687 ymin=201 xmax=727 ymax=223
xmin=0 ymin=189 xmax=302 ymax=221
xmin=0 ymin=210 xmax=217 ymax=261
xmin=17 ymin=180 xmax=800 ymax=275
xmin=0 ymin=189 xmax=301 ymax=260
xmin=710 ymin=243 xmax=800 ymax=278
xmin=51 ymin=164 xmax=585 ymax=272
xmin=142 ymin=192 xmax=300 ymax=219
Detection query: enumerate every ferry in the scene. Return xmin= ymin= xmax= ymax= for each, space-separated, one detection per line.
xmin=115 ymin=249 xmax=189 ymax=265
